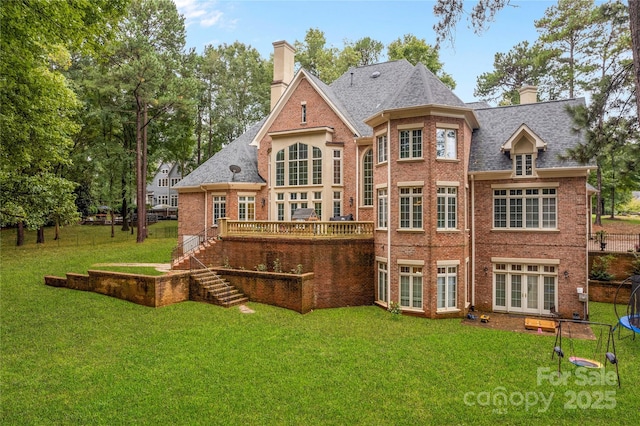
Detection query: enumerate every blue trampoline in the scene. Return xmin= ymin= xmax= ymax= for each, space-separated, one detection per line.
xmin=613 ymin=276 xmax=640 ymax=340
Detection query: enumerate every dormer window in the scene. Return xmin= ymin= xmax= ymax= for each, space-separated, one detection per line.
xmin=515 ymin=154 xmax=533 ymax=176
xmin=501 ymin=124 xmax=546 ymax=178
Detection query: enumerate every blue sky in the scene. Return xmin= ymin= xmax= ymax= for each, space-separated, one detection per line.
xmin=175 ymin=1 xmax=559 ymax=103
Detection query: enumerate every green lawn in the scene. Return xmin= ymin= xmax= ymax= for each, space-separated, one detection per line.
xmin=1 ymin=223 xmax=638 ymax=425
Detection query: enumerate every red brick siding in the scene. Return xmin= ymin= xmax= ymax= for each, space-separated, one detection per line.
xmin=472 ymin=176 xmax=588 ymax=318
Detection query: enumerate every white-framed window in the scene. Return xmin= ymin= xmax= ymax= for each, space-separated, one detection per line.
xmin=170 ymin=194 xmax=178 ymax=207
xmin=493 ymin=188 xmax=557 ymax=229
xmin=515 ymin=154 xmax=533 ymax=176
xmin=301 ymin=103 xmax=307 ymax=123
xmin=437 ymin=187 xmax=457 ymax=230
xmin=158 ymin=178 xmax=168 ymax=187
xmin=399 ymin=187 xmax=422 ymax=229
xmin=333 ymin=191 xmax=341 ymax=217
xmin=399 ymin=265 xmax=422 ymax=309
xmin=275 ymin=149 xmax=285 ymax=186
xmin=333 ymin=149 xmax=342 ymax=185
xmin=313 ymin=191 xmax=322 ymax=218
xmin=238 ymin=196 xmax=255 ymax=221
xmin=377 ymin=261 xmax=388 ymax=303
xmin=170 ymin=177 xmax=181 ymax=187
xmin=436 ymin=128 xmax=457 ymax=159
xmin=363 ymin=149 xmax=373 ymax=206
xmin=212 ymin=196 xmax=226 ymax=225
xmin=289 ymin=143 xmax=308 ymax=186
xmin=312 ymin=147 xmax=322 ymax=185
xmin=399 ymin=129 xmax=422 ymax=159
xmin=157 ymin=195 xmax=168 ymax=205
xmin=377 ymin=188 xmax=388 ymax=229
xmin=437 ymin=265 xmax=458 ymax=311
xmin=377 ymin=134 xmax=387 ymax=163
xmin=493 ymin=262 xmax=557 ymax=313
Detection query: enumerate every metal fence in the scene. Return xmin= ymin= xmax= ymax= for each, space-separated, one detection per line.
xmin=588 ymin=233 xmax=640 ymax=253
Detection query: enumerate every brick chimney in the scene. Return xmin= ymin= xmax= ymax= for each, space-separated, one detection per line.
xmin=271 ymin=40 xmax=295 ymax=110
xmin=519 ymin=85 xmax=538 ymax=104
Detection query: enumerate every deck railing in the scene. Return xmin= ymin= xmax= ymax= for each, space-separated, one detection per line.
xmin=218 ymin=218 xmax=374 ymax=239
xmin=588 ymin=233 xmax=640 ymax=253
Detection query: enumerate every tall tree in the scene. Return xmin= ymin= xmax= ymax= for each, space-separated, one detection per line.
xmin=387 ymin=34 xmax=456 ymax=89
xmin=294 ymin=28 xmax=342 ymax=83
xmin=474 ymin=41 xmax=554 ymax=104
xmin=534 ymin=0 xmax=597 ymax=99
xmin=107 ymin=0 xmax=196 ymax=242
xmin=0 ymin=0 xmax=127 ymax=245
xmin=196 ymin=42 xmax=271 ymax=162
xmin=433 ymin=0 xmax=640 ymax=120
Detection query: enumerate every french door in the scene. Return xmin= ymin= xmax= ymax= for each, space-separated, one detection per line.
xmin=493 ymin=264 xmax=557 ymax=315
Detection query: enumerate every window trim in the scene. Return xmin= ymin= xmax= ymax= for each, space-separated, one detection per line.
xmin=493 ymin=187 xmax=558 ymax=230
xmin=398 ymin=264 xmax=423 ymax=311
xmin=436 ymin=128 xmax=457 ymax=160
xmin=437 ymin=262 xmax=458 ymax=313
xmin=437 ymin=186 xmax=458 ymax=231
xmin=362 ymin=149 xmax=373 ymax=206
xmin=398 ymin=186 xmax=423 ymax=231
xmin=399 ymin=128 xmax=423 ymax=160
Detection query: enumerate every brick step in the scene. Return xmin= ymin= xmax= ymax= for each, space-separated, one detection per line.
xmin=191 ymin=269 xmax=248 ymax=309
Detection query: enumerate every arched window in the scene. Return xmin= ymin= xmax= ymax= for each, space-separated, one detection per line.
xmin=363 ymin=149 xmax=373 ymax=206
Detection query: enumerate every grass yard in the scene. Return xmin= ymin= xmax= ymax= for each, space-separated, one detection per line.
xmin=1 ymin=222 xmax=639 ymax=425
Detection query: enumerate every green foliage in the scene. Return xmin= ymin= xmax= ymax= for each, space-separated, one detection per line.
xmin=388 ymin=301 xmax=402 ymax=319
xmin=387 ymin=34 xmax=456 ymax=89
xmin=255 ymin=263 xmax=268 ymax=272
xmin=273 ymin=258 xmax=282 ymax=273
xmin=590 ymin=254 xmax=614 ymax=281
xmin=631 ymin=253 xmax=640 ymax=275
xmin=294 ymin=28 xmax=343 ymax=83
xmin=291 ymin=264 xmax=304 ymax=275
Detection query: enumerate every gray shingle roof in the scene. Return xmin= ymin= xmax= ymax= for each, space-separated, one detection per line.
xmin=175 ymin=118 xmax=266 ymax=188
xmin=330 ymin=60 xmax=415 ymax=136
xmin=380 ymin=63 xmax=466 ymax=111
xmin=469 ymin=98 xmax=591 ymax=172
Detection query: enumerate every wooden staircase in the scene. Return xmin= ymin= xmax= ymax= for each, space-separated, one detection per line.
xmin=191 ymin=269 xmax=248 ymax=308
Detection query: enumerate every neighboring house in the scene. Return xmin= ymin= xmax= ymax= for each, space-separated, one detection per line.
xmin=175 ymin=41 xmax=593 ymax=319
xmin=147 ymin=162 xmax=182 ymax=216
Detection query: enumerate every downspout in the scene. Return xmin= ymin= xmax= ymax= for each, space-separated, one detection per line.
xmin=386 ymin=119 xmax=392 ymax=305
xmin=355 ymin=138 xmax=359 ymax=221
xmin=201 ymin=185 xmax=208 ymax=239
xmin=470 ymin=174 xmax=476 ymax=307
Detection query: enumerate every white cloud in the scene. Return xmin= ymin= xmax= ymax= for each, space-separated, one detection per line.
xmin=174 ymin=0 xmax=235 ymax=29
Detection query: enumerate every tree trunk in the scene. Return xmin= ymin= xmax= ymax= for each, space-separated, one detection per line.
xmin=16 ymin=222 xmax=24 ymax=246
xmin=36 ymin=226 xmax=45 ymax=244
xmin=629 ymin=0 xmax=640 ymax=120
xmin=135 ymin=98 xmax=146 ymax=243
xmin=110 ymin=210 xmax=115 ymax=238
xmin=54 ymin=219 xmax=60 ymax=240
xmin=595 ymin=160 xmax=603 ymax=226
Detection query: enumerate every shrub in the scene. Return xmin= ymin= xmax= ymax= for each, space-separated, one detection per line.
xmin=590 ymin=255 xmax=614 ymax=281
xmin=388 ymin=301 xmax=402 ymax=319
xmin=273 ymin=258 xmax=282 ymax=273
xmin=255 ymin=263 xmax=268 ymax=272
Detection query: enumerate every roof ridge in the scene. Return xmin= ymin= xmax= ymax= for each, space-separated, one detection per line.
xmin=474 ymin=97 xmax=585 ymax=111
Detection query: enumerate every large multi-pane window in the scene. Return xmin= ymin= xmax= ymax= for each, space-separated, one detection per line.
xmin=158 ymin=178 xmax=168 ymax=187
xmin=399 ymin=129 xmax=422 ymax=159
xmin=276 ymin=143 xmax=323 ymax=187
xmin=170 ymin=177 xmax=181 ymax=187
xmin=399 ymin=187 xmax=422 ymax=229
xmin=333 ymin=150 xmax=342 ymax=185
xmin=377 ymin=188 xmax=388 ymax=229
xmin=437 ymin=187 xmax=457 ymax=230
xmin=437 ymin=265 xmax=457 ymax=311
xmin=399 ymin=265 xmax=422 ymax=309
xmin=289 ymin=143 xmax=308 ymax=186
xmin=363 ymin=149 xmax=373 ymax=206
xmin=377 ymin=261 xmax=388 ymax=303
xmin=377 ymin=134 xmax=387 ymax=163
xmin=238 ymin=196 xmax=255 ymax=221
xmin=493 ymin=188 xmax=557 ymax=229
xmin=436 ymin=128 xmax=457 ymax=159
xmin=212 ymin=196 xmax=226 ymax=225
xmin=170 ymin=194 xmax=178 ymax=207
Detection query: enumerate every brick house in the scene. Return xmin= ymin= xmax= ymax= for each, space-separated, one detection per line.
xmin=175 ymin=41 xmax=593 ymax=319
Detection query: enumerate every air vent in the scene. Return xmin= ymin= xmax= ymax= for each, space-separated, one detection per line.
xmin=371 ymin=71 xmax=381 ymax=78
